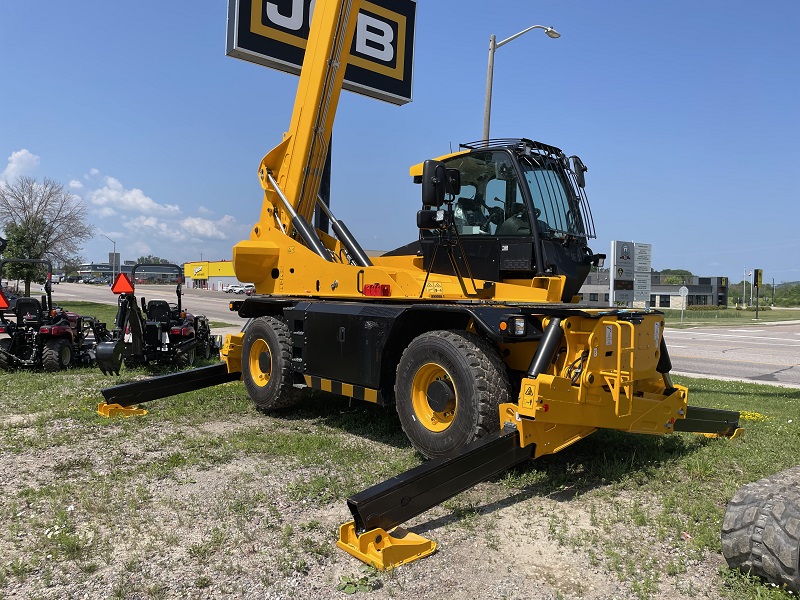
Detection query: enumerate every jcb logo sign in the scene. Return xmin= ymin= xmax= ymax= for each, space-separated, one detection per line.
xmin=227 ymin=0 xmax=415 ymax=105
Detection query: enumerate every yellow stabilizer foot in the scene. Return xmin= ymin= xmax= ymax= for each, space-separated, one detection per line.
xmin=337 ymin=521 xmax=436 ymax=571
xmin=703 ymin=427 xmax=745 ymax=440
xmin=97 ymin=402 xmax=147 ymax=418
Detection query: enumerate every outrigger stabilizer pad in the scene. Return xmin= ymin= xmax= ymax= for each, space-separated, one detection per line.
xmin=337 ymin=522 xmax=436 ymax=571
xmin=97 ymin=402 xmax=147 ymax=418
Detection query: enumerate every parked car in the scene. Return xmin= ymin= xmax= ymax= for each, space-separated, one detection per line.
xmin=243 ymin=284 xmax=255 ymax=295
xmin=225 ymin=284 xmax=244 ymax=294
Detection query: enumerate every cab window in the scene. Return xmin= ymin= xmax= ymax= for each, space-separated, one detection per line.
xmin=445 ymin=152 xmax=528 ymax=236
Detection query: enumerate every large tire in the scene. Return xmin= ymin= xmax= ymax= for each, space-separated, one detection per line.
xmin=721 ymin=465 xmax=800 ymax=593
xmin=395 ymin=330 xmax=509 ymax=459
xmin=242 ymin=316 xmax=302 ymax=411
xmin=42 ymin=338 xmax=73 ymax=372
xmin=0 ymin=338 xmax=12 ymax=370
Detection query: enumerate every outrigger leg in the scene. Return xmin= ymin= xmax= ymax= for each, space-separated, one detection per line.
xmin=97 ymin=363 xmax=241 ymax=417
xmin=337 ymin=425 xmax=533 ymax=570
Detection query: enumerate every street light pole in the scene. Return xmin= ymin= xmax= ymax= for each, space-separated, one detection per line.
xmin=102 ymin=234 xmax=116 ymax=281
xmin=482 ymin=24 xmax=560 ymax=142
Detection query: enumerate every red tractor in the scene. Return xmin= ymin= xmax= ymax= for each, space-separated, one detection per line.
xmin=0 ymin=259 xmax=109 ymax=371
xmin=95 ymin=263 xmax=216 ymax=375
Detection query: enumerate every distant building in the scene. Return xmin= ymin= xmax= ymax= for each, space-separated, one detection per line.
xmin=77 ymin=263 xmax=183 ymax=283
xmin=579 ymin=272 xmax=728 ymax=308
xmin=183 ymin=260 xmax=240 ymax=291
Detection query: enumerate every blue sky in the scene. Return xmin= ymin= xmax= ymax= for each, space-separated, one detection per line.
xmin=1 ymin=1 xmax=798 ymax=283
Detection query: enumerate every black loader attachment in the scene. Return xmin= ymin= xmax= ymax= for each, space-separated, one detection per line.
xmin=96 ymin=263 xmax=217 ymax=375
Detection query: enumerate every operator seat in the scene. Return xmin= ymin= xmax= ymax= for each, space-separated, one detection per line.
xmin=15 ymin=298 xmax=43 ymax=328
xmin=496 ymin=203 xmax=530 ymax=236
xmin=146 ymin=300 xmax=172 ymax=329
xmin=454 ymin=197 xmax=485 ymax=231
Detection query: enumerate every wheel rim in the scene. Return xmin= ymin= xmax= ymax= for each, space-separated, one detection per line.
xmin=60 ymin=344 xmax=71 ymax=365
xmin=411 ymin=363 xmax=457 ymax=432
xmin=248 ymin=338 xmax=272 ymax=388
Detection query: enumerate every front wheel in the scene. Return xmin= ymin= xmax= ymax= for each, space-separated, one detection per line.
xmin=395 ymin=330 xmax=509 ymax=459
xmin=43 ymin=338 xmax=73 ymax=371
xmin=241 ymin=317 xmax=301 ymax=411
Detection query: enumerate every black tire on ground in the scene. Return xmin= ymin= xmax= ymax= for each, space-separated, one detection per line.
xmin=42 ymin=338 xmax=73 ymax=372
xmin=176 ymin=347 xmax=196 ymax=368
xmin=0 ymin=338 xmax=12 ymax=370
xmin=721 ymin=465 xmax=800 ymax=593
xmin=395 ymin=330 xmax=509 ymax=459
xmin=241 ymin=316 xmax=302 ymax=411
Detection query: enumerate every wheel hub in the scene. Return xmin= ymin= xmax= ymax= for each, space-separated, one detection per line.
xmin=411 ymin=363 xmax=457 ymax=432
xmin=426 ymin=379 xmax=454 ymax=413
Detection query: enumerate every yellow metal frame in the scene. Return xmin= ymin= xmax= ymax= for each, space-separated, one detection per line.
xmin=97 ymin=402 xmax=147 ymax=418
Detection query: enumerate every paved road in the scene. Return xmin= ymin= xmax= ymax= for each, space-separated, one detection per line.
xmin=48 ymin=284 xmax=800 ymax=387
xmin=49 ymin=282 xmax=248 ymax=332
xmin=664 ymin=323 xmax=800 ymax=388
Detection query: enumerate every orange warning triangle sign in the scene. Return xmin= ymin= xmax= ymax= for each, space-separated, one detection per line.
xmin=0 ymin=289 xmax=8 ymax=311
xmin=111 ymin=273 xmax=135 ymax=295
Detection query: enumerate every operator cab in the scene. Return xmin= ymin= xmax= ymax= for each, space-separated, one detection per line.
xmin=411 ymin=139 xmax=603 ymax=302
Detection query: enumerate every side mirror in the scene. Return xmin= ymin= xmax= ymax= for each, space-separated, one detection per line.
xmin=445 ymin=168 xmax=461 ymax=196
xmin=421 ymin=160 xmax=446 ymax=207
xmin=571 ymin=156 xmax=587 ymax=188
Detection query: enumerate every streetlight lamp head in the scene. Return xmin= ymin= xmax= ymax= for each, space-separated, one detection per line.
xmin=545 ymin=27 xmax=561 ymax=39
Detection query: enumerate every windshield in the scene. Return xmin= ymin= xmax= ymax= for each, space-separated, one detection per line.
xmin=520 ymin=156 xmax=586 ymax=239
xmin=444 ymin=151 xmax=531 ymax=236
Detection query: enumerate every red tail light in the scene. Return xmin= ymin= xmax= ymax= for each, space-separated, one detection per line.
xmin=363 ymin=283 xmax=391 ymax=297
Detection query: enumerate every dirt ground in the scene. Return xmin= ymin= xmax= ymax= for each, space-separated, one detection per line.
xmin=0 ymin=406 xmax=737 ymax=600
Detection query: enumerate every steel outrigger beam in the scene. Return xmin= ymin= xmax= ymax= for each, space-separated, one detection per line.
xmin=97 ymin=363 xmax=241 ymax=417
xmin=337 ymin=425 xmax=533 ymax=570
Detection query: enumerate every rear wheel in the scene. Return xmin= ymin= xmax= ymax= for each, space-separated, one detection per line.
xmin=395 ymin=330 xmax=509 ymax=459
xmin=242 ymin=316 xmax=302 ymax=411
xmin=176 ymin=347 xmax=196 ymax=368
xmin=0 ymin=338 xmax=12 ymax=370
xmin=43 ymin=338 xmax=73 ymax=371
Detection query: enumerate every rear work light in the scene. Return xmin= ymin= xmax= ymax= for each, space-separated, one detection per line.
xmin=363 ymin=283 xmax=391 ymax=297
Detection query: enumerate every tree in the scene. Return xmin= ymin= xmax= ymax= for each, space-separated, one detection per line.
xmin=136 ymin=255 xmax=172 ymax=264
xmin=2 ymin=220 xmax=49 ymax=295
xmin=0 ymin=176 xmax=93 ymax=295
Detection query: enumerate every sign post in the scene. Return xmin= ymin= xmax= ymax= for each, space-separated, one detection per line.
xmin=753 ymin=268 xmax=762 ymax=319
xmin=679 ymin=285 xmax=689 ymax=323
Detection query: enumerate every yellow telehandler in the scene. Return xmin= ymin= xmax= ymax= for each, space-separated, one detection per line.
xmin=99 ymin=0 xmax=746 ymax=572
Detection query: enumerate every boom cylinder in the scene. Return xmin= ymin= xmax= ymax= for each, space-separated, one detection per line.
xmin=315 ymin=195 xmax=372 ymax=267
xmin=268 ymin=173 xmax=332 ymax=262
xmin=526 ymin=317 xmax=563 ymax=378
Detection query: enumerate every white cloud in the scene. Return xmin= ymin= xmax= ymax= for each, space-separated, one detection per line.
xmin=180 ymin=216 xmax=228 ymax=240
xmin=95 ymin=206 xmax=116 ymax=218
xmin=1 ymin=149 xmax=40 ymax=182
xmin=122 ymin=215 xmax=186 ymax=241
xmin=68 ymin=179 xmax=84 ymax=190
xmin=197 ymin=206 xmax=213 ymax=215
xmin=86 ymin=176 xmax=180 ymax=216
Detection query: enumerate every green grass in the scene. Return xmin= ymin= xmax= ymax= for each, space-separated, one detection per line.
xmin=662 ymin=307 xmax=800 ymax=327
xmin=0 ymin=366 xmax=797 ymax=598
xmin=56 ymin=301 xmax=119 ymax=326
